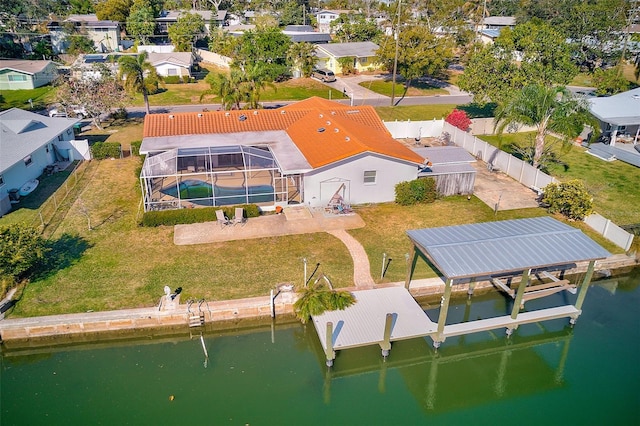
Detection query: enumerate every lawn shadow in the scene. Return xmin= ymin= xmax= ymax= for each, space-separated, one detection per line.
xmin=7 ymin=165 xmax=77 ymax=211
xmin=33 ymin=233 xmax=93 ymax=281
xmin=457 ymin=102 xmax=497 ymax=118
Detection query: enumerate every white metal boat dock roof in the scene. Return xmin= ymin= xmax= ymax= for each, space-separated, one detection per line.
xmin=406 ymin=216 xmax=611 ymax=280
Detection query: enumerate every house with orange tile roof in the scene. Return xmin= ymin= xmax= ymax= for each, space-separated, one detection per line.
xmin=139 ymin=97 xmax=426 ymax=211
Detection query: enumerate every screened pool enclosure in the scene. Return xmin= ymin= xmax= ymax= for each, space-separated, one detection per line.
xmin=140 ymin=146 xmax=302 ymax=211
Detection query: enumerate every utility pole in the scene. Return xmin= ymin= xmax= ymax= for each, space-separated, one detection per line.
xmin=390 ymin=0 xmax=401 ymax=107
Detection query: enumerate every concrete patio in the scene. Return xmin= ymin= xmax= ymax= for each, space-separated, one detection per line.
xmin=173 ymin=205 xmax=366 ymax=245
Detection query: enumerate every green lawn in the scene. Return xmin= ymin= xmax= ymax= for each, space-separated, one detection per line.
xmin=481 ymin=133 xmax=640 ymax=226
xmin=360 ymin=80 xmax=448 ymax=97
xmin=131 ymin=78 xmax=345 ymax=106
xmin=0 ymin=85 xmax=58 ymax=111
xmin=374 ymin=102 xmax=496 ymax=121
xmin=2 ymin=151 xmax=622 ymax=318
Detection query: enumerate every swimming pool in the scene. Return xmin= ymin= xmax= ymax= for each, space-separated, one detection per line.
xmin=161 ymin=180 xmax=275 ymax=205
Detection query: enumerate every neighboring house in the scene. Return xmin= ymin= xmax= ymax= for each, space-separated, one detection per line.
xmin=589 ymin=87 xmax=640 ymax=145
xmin=146 ymin=52 xmax=194 ymax=77
xmin=0 ymin=60 xmax=58 ymax=90
xmin=70 ymin=53 xmax=128 ymax=80
xmin=482 ymin=16 xmax=516 ymax=30
xmin=0 ymin=108 xmax=80 ymax=215
xmin=283 ymin=25 xmax=331 ymax=44
xmin=48 ymin=14 xmax=121 ymax=54
xmin=138 ymin=97 xmax=426 ymax=211
xmin=156 ymin=10 xmax=227 ymax=35
xmin=315 ymin=9 xmax=355 ymax=33
xmin=315 ymin=42 xmax=381 ymax=74
xmin=479 ymin=16 xmax=516 ymax=44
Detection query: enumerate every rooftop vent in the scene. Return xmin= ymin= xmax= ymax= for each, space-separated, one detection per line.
xmin=197 ymin=113 xmax=203 ymax=117
xmin=334 ymin=128 xmax=339 ymax=133
xmin=346 ymin=110 xmax=360 ymax=114
xmin=633 ymin=95 xmax=640 ymax=100
xmin=345 ymin=136 xmax=350 ymax=141
xmin=225 ymin=112 xmax=230 ymax=117
xmin=331 ymin=111 xmax=336 ymax=115
xmin=239 ymin=114 xmax=247 ymax=121
xmin=253 ymin=110 xmax=258 ymax=115
xmin=326 ymin=121 xmax=331 ymax=125
xmin=318 ymin=127 xmax=325 ymax=133
xmin=280 ymin=110 xmax=286 ymax=114
xmin=319 ymin=113 xmax=323 ymax=118
xmin=169 ymin=115 xmax=174 ymax=119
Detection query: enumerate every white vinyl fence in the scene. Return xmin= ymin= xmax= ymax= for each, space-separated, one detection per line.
xmin=442 ymin=122 xmax=634 ymax=251
xmin=383 ymin=119 xmax=444 ymax=139
xmin=195 ymin=49 xmax=231 ymax=68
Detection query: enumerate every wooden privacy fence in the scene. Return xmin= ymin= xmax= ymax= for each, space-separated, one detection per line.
xmin=31 ymin=161 xmax=90 ymax=235
xmin=443 ymin=122 xmax=634 ymax=251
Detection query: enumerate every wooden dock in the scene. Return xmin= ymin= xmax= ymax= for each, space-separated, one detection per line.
xmin=312 ymin=287 xmax=582 ymax=366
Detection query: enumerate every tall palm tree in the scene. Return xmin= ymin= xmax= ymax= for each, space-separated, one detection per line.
xmin=200 ymin=70 xmax=245 ymax=110
xmin=286 ymin=42 xmax=317 ymax=78
xmin=118 ymin=52 xmax=157 ymax=115
xmin=495 ymin=84 xmax=594 ymax=169
xmin=243 ymin=63 xmax=274 ymax=109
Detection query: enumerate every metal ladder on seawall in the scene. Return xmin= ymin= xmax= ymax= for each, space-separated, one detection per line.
xmin=187 ymin=299 xmax=210 ymax=327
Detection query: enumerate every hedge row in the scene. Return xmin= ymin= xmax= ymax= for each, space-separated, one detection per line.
xmin=141 ymin=204 xmax=261 ymax=227
xmin=395 ymin=178 xmax=437 ymax=205
xmin=91 ymin=142 xmax=121 ymax=160
xmin=163 ymin=76 xmax=192 ymax=84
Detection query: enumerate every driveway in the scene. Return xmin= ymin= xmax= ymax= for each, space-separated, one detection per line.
xmin=471 ymin=162 xmax=540 ymax=211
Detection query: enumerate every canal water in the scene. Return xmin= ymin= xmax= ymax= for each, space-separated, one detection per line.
xmin=2 ymin=269 xmax=639 ymax=426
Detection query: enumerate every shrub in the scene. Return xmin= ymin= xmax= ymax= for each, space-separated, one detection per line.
xmin=541 ymin=180 xmax=593 ymax=220
xmin=395 ymin=178 xmax=437 ymax=205
xmin=182 ymin=75 xmax=191 ymax=84
xmin=445 ymin=109 xmax=471 ymax=131
xmin=164 ymin=75 xmax=181 ymax=84
xmin=110 ymin=107 xmax=128 ymax=120
xmin=130 ymin=140 xmax=142 ymax=156
xmin=91 ymin=142 xmax=121 ymax=159
xmin=0 ymin=224 xmax=48 ymax=296
xmin=141 ymin=204 xmax=261 ymax=227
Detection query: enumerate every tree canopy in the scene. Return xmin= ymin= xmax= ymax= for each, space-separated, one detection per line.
xmin=458 ymin=20 xmax=577 ymax=104
xmin=118 ymin=52 xmax=158 ymax=114
xmin=235 ymin=27 xmax=292 ymax=81
xmin=56 ymin=64 xmax=129 ymax=128
xmin=95 ymin=0 xmax=133 ymax=22
xmin=168 ymin=12 xmax=206 ymax=52
xmin=126 ymin=2 xmax=156 ymax=45
xmin=376 ymin=25 xmax=454 ymax=85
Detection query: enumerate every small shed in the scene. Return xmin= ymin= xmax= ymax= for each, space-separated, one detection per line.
xmin=415 ymin=146 xmax=476 ymax=196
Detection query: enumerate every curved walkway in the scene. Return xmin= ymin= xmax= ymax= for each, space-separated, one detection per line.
xmin=327 ymin=229 xmax=376 ymax=288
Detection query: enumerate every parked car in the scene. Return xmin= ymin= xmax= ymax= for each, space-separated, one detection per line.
xmin=48 ymin=105 xmax=87 ymax=118
xmin=312 ymin=68 xmax=336 ymax=83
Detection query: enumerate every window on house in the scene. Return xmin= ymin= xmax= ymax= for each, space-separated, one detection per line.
xmin=8 ymin=75 xmax=27 ymax=82
xmin=361 ymin=57 xmax=367 ymax=64
xmin=168 ymin=68 xmax=178 ymax=75
xmin=24 ymin=155 xmax=32 ymax=166
xmin=58 ymin=134 xmax=64 ymax=141
xmin=363 ymin=170 xmax=376 ymax=184
xmin=46 ymin=144 xmax=50 ymax=153
xmin=0 ymin=175 xmax=4 ymax=186
xmin=67 ymin=128 xmax=73 ymax=135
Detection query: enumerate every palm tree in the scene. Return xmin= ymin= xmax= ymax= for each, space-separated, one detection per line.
xmin=118 ymin=52 xmax=157 ymax=115
xmin=495 ymin=84 xmax=595 ymax=169
xmin=286 ymin=42 xmax=317 ymax=78
xmin=200 ymin=70 xmax=245 ymax=110
xmin=243 ymin=63 xmax=274 ymax=109
xmin=293 ymin=274 xmax=355 ymax=324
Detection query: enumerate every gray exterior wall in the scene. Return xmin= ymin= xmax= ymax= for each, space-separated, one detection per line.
xmin=302 ymin=153 xmax=420 ymax=207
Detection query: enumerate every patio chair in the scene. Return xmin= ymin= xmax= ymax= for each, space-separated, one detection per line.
xmin=216 ymin=210 xmax=230 ymax=228
xmin=232 ymin=207 xmax=246 ymax=226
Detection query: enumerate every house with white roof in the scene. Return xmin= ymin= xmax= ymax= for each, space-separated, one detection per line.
xmin=589 ymin=87 xmax=640 ymax=146
xmin=315 ymin=9 xmax=357 ymax=33
xmin=0 ymin=60 xmax=58 ymax=90
xmin=146 ymin=52 xmax=194 ymax=78
xmin=0 ymin=109 xmax=86 ymax=215
xmin=315 ymin=42 xmax=382 ymax=74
